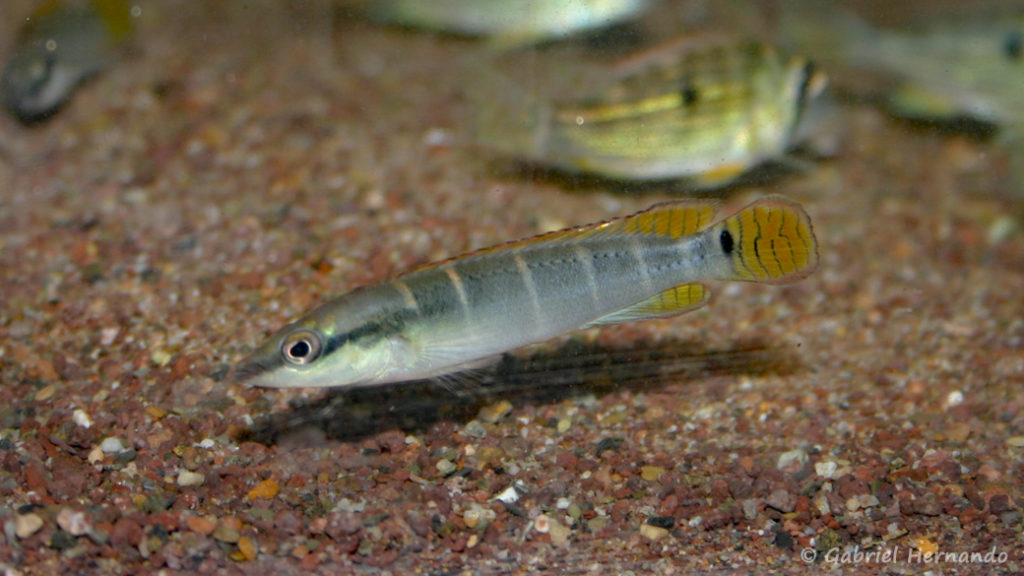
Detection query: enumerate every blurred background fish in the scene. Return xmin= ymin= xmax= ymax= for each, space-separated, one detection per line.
xmin=1 ymin=0 xmax=134 ymax=124
xmin=370 ymin=0 xmax=654 ymax=49
xmin=778 ymin=3 xmax=1024 ymax=194
xmin=473 ymin=36 xmax=831 ymax=189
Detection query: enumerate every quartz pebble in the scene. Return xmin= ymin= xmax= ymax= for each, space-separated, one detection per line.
xmin=777 ymin=449 xmax=808 ymax=470
xmin=177 ymin=470 xmax=206 ymax=487
xmin=15 ymin=514 xmax=44 ymax=539
xmin=815 ymin=461 xmax=838 ymax=479
xmin=56 ymin=508 xmax=90 ymax=536
xmin=99 ymin=437 xmax=126 ymax=454
xmin=640 ymin=523 xmax=669 ymax=541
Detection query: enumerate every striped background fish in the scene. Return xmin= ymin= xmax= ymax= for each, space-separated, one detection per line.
xmin=474 ymin=37 xmax=828 ymax=187
xmin=235 ymin=195 xmax=818 ymax=389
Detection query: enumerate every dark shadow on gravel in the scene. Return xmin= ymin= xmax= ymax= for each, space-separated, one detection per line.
xmin=241 ymin=337 xmax=804 ymax=446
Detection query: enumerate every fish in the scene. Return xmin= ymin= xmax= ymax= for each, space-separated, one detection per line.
xmin=235 ymin=195 xmax=818 ymax=389
xmin=473 ymin=36 xmax=829 ymax=187
xmin=1 ymin=0 xmax=134 ymax=124
xmin=370 ymin=0 xmax=654 ymax=48
xmin=810 ymin=10 xmax=1024 ymax=128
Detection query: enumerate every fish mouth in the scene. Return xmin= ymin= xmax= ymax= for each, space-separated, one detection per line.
xmin=230 ymin=356 xmax=270 ymax=387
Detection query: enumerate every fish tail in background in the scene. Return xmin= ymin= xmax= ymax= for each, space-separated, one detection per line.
xmin=467 ymin=60 xmax=552 ymax=163
xmin=715 ymin=197 xmax=819 ymax=284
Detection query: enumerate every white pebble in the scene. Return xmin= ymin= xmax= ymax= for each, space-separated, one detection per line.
xmin=100 ymin=326 xmax=120 ymax=346
xmin=777 ymin=449 xmax=808 ymax=470
xmin=99 ymin=437 xmax=126 ymax=454
xmin=556 ymin=497 xmax=571 ymax=510
xmin=15 ymin=513 xmax=44 ymax=539
xmin=177 ymin=470 xmax=205 ymax=487
xmin=945 ymin=390 xmax=964 ymax=408
xmin=815 ymin=461 xmax=838 ymax=479
xmin=494 ymin=485 xmax=519 ymax=504
xmin=72 ymin=409 xmax=93 ymax=429
xmin=197 ymin=438 xmax=215 ymax=449
xmin=56 ymin=508 xmax=90 ymax=536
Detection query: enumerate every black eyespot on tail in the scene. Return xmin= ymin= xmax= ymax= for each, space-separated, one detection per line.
xmin=720 ymin=229 xmax=734 ymax=255
xmin=680 ymin=76 xmax=699 ymax=107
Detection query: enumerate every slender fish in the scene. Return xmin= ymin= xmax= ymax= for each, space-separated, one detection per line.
xmin=1 ymin=0 xmax=134 ymax=123
xmin=235 ymin=196 xmax=818 ymax=389
xmin=474 ymin=37 xmax=828 ymax=187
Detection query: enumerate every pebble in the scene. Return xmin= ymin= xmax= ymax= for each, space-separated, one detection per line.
xmin=236 ymin=536 xmax=258 ymax=561
xmin=777 ymin=449 xmax=808 ymax=470
xmin=640 ymin=466 xmax=666 ymax=482
xmin=436 ymin=459 xmax=457 ymax=476
xmin=473 ymin=445 xmax=504 ymax=466
xmin=547 ymin=517 xmax=571 ymax=546
xmin=462 ymin=420 xmax=487 ymax=438
xmin=639 ymin=523 xmax=669 ymax=541
xmin=846 ymin=494 xmax=880 ymax=512
xmin=766 ymin=489 xmax=797 ymax=514
xmin=462 ymin=504 xmax=495 ymax=530
xmin=534 ymin=515 xmax=550 ymax=534
xmin=15 ymin=513 xmax=44 ymax=539
xmin=478 ymin=400 xmax=514 ymax=424
xmin=494 ymin=485 xmax=519 ymax=504
xmin=213 ymin=518 xmax=242 ymax=543
xmin=247 ymin=479 xmax=280 ymax=501
xmin=815 ymin=461 xmax=838 ymax=479
xmin=56 ymin=508 xmax=90 ymax=536
xmin=72 ymin=409 xmax=93 ymax=428
xmin=742 ymin=499 xmax=759 ymax=520
xmin=944 ymin=390 xmax=964 ymax=408
xmin=99 ymin=437 xmax=126 ymax=454
xmin=177 ymin=470 xmax=205 ymax=487
xmin=1005 ymin=436 xmax=1024 ymax=448
xmin=34 ymin=385 xmax=56 ymax=402
xmin=186 ymin=515 xmax=217 ymax=536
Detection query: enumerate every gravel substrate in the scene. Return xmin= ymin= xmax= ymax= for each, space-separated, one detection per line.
xmin=1 ymin=1 xmax=1022 ymax=574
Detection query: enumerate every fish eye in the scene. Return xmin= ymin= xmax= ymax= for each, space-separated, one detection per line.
xmin=281 ymin=330 xmax=323 ymax=366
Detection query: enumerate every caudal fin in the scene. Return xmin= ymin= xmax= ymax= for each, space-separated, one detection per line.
xmin=717 ymin=196 xmax=818 ymax=284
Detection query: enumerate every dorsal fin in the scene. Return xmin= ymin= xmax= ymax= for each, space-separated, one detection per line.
xmin=407 ymin=199 xmax=721 ymax=275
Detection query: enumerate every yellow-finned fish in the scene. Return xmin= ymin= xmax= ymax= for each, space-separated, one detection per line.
xmin=235 ymin=196 xmax=818 ymax=389
xmin=370 ymin=0 xmax=654 ymax=47
xmin=474 ymin=37 xmax=829 ymax=187
xmin=1 ymin=0 xmax=134 ymax=124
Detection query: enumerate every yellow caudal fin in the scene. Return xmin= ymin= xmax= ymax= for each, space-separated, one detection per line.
xmin=717 ymin=196 xmax=818 ymax=284
xmin=585 ymin=283 xmax=709 ymax=327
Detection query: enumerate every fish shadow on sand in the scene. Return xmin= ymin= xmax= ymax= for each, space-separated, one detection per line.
xmin=242 ymin=337 xmax=804 ymax=446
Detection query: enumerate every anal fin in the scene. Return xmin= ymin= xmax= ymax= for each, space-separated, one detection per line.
xmin=584 ymin=283 xmax=709 ymax=328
